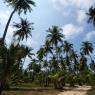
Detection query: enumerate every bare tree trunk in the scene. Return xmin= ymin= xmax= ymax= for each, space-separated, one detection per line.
xmin=2 ymin=8 xmax=16 ymax=42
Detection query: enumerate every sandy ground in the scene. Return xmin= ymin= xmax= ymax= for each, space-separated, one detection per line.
xmin=58 ymin=86 xmax=91 ymax=95
xmin=26 ymin=86 xmax=91 ymax=95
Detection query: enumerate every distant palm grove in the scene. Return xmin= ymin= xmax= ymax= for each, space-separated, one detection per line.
xmin=0 ymin=0 xmax=95 ymax=95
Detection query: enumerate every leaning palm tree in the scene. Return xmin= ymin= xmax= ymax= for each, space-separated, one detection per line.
xmin=2 ymin=0 xmax=35 ymax=42
xmin=87 ymin=6 xmax=95 ymax=26
xmin=13 ymin=18 xmax=33 ymax=44
xmin=81 ymin=41 xmax=93 ymax=61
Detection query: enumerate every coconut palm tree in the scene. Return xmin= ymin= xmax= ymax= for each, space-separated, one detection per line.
xmin=87 ymin=6 xmax=95 ymax=26
xmin=37 ymin=47 xmax=45 ymax=62
xmin=2 ymin=0 xmax=35 ymax=42
xmin=13 ymin=18 xmax=33 ymax=44
xmin=90 ymin=60 xmax=95 ymax=72
xmin=0 ymin=44 xmax=27 ymax=95
xmin=44 ymin=40 xmax=53 ymax=58
xmin=81 ymin=41 xmax=93 ymax=61
xmin=70 ymin=50 xmax=79 ymax=73
xmin=46 ymin=26 xmax=64 ymax=67
xmin=21 ymin=46 xmax=34 ymax=68
xmin=79 ymin=53 xmax=88 ymax=71
xmin=63 ymin=41 xmax=73 ymax=68
xmin=46 ymin=26 xmax=64 ymax=48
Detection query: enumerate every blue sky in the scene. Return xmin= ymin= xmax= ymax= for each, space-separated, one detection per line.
xmin=0 ymin=0 xmax=95 ymax=67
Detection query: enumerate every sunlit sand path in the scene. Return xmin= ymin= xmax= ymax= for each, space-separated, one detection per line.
xmin=58 ymin=86 xmax=91 ymax=95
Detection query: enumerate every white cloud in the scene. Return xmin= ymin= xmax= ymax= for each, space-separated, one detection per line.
xmin=51 ymin=0 xmax=95 ymax=25
xmin=85 ymin=31 xmax=95 ymax=41
xmin=77 ymin=10 xmax=87 ymax=25
xmin=62 ymin=24 xmax=84 ymax=39
xmin=51 ymin=0 xmax=95 ymax=10
xmin=0 ymin=10 xmax=10 ymax=25
xmin=6 ymin=25 xmax=15 ymax=45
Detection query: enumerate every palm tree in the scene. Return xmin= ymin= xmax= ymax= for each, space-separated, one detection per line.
xmin=46 ymin=26 xmax=64 ymax=48
xmin=37 ymin=47 xmax=45 ymax=62
xmin=46 ymin=26 xmax=64 ymax=66
xmin=70 ymin=50 xmax=79 ymax=73
xmin=49 ymin=56 xmax=59 ymax=71
xmin=87 ymin=6 xmax=95 ymax=26
xmin=2 ymin=0 xmax=35 ymax=42
xmin=81 ymin=41 xmax=93 ymax=61
xmin=13 ymin=18 xmax=33 ymax=44
xmin=0 ymin=44 xmax=28 ymax=95
xmin=44 ymin=40 xmax=53 ymax=58
xmin=28 ymin=60 xmax=41 ymax=74
xmin=90 ymin=60 xmax=95 ymax=72
xmin=63 ymin=41 xmax=73 ymax=68
xmin=79 ymin=53 xmax=88 ymax=71
xmin=21 ymin=46 xmax=34 ymax=68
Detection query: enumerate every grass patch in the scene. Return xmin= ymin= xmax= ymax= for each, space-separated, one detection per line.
xmin=2 ymin=90 xmax=60 ymax=95
xmin=2 ymin=91 xmax=27 ymax=95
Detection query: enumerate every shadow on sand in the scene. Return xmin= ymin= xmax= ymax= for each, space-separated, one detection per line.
xmin=85 ymin=86 xmax=95 ymax=95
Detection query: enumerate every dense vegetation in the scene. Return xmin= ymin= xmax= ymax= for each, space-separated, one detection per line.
xmin=0 ymin=0 xmax=95 ymax=95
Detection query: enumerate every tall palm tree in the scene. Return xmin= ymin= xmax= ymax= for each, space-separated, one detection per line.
xmin=81 ymin=41 xmax=93 ymax=61
xmin=87 ymin=6 xmax=95 ymax=26
xmin=13 ymin=18 xmax=33 ymax=43
xmin=2 ymin=0 xmax=35 ymax=42
xmin=63 ymin=41 xmax=73 ymax=68
xmin=90 ymin=60 xmax=95 ymax=72
xmin=37 ymin=47 xmax=45 ymax=62
xmin=21 ymin=46 xmax=34 ymax=67
xmin=79 ymin=53 xmax=88 ymax=71
xmin=44 ymin=40 xmax=53 ymax=58
xmin=46 ymin=26 xmax=64 ymax=66
xmin=70 ymin=50 xmax=79 ymax=73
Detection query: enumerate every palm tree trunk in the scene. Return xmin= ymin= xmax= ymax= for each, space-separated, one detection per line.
xmin=2 ymin=8 xmax=16 ymax=42
xmin=0 ymin=84 xmax=2 ymax=95
xmin=89 ymin=54 xmax=92 ymax=61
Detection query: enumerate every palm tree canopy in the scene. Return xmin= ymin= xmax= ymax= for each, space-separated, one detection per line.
xmin=79 ymin=54 xmax=88 ymax=71
xmin=44 ymin=40 xmax=53 ymax=55
xmin=46 ymin=26 xmax=64 ymax=47
xmin=87 ymin=6 xmax=95 ymax=26
xmin=81 ymin=41 xmax=93 ymax=55
xmin=37 ymin=47 xmax=45 ymax=61
xmin=5 ymin=0 xmax=35 ymax=14
xmin=70 ymin=50 xmax=78 ymax=61
xmin=63 ymin=41 xmax=73 ymax=53
xmin=13 ymin=18 xmax=33 ymax=41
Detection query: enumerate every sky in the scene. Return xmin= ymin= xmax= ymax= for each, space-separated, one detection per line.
xmin=0 ymin=0 xmax=95 ymax=67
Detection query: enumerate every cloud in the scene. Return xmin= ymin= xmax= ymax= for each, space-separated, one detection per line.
xmin=6 ymin=25 xmax=15 ymax=45
xmin=62 ymin=24 xmax=84 ymax=39
xmin=51 ymin=0 xmax=95 ymax=10
xmin=51 ymin=0 xmax=95 ymax=25
xmin=0 ymin=10 xmax=10 ymax=25
xmin=85 ymin=31 xmax=95 ymax=41
xmin=77 ymin=10 xmax=87 ymax=25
